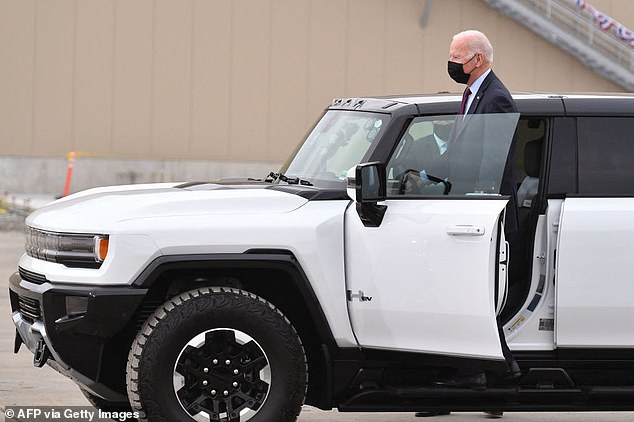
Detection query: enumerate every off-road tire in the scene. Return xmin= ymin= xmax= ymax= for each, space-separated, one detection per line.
xmin=126 ymin=287 xmax=307 ymax=422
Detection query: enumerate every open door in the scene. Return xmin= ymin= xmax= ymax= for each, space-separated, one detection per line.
xmin=345 ymin=113 xmax=519 ymax=361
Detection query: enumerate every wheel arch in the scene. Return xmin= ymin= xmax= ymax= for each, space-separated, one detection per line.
xmin=130 ymin=250 xmax=336 ymax=409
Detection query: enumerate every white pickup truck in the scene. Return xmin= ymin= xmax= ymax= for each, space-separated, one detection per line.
xmin=10 ymin=93 xmax=634 ymax=421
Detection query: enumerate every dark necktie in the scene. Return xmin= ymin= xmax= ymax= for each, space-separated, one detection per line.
xmin=449 ymin=87 xmax=472 ymax=150
xmin=459 ymin=87 xmax=472 ymax=115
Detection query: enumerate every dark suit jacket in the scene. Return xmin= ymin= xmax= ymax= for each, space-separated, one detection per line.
xmin=452 ymin=70 xmax=519 ymax=237
xmin=410 ymin=134 xmax=448 ymax=180
xmin=467 ymin=70 xmax=517 ymax=115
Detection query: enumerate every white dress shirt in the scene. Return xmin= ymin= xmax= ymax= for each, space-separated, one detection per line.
xmin=464 ymin=67 xmax=492 ymax=115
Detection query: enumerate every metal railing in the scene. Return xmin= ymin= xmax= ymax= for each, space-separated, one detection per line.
xmin=523 ymin=0 xmax=634 ymax=70
xmin=482 ymin=0 xmax=634 ymax=91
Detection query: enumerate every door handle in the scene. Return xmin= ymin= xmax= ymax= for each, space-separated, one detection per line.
xmin=447 ymin=225 xmax=485 ymax=236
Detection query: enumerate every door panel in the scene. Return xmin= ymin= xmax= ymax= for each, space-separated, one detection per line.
xmin=345 ymin=199 xmax=508 ymax=359
xmin=556 ymin=198 xmax=634 ymax=347
xmin=344 ymin=112 xmax=519 ymax=359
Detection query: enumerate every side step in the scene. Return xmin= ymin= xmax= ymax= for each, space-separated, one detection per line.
xmin=339 ymin=386 xmax=575 ymax=413
xmin=339 ymin=369 xmax=634 ymax=412
xmin=519 ymin=368 xmax=574 ymax=389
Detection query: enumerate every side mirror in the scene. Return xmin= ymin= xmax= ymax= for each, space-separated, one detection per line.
xmin=350 ymin=162 xmax=387 ymax=227
xmin=355 ymin=162 xmax=386 ymax=203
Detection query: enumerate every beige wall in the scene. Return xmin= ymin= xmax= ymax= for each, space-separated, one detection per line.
xmin=0 ymin=0 xmax=626 ymax=165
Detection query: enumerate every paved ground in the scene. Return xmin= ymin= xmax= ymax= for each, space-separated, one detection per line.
xmin=0 ymin=194 xmax=55 ymax=231
xmin=2 ymin=230 xmax=633 ymax=421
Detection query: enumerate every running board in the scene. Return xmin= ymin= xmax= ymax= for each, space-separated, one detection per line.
xmin=338 ymin=384 xmax=634 ymax=412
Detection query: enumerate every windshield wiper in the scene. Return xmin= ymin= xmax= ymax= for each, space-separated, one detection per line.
xmin=266 ymin=172 xmax=313 ymax=186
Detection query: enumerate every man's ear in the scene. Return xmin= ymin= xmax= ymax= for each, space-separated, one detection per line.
xmin=476 ymin=52 xmax=484 ymax=67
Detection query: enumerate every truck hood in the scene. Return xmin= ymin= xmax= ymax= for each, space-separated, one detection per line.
xmin=26 ymin=182 xmax=310 ymax=233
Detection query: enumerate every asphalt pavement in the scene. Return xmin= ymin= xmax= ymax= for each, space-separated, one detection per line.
xmin=1 ymin=230 xmax=633 ymax=422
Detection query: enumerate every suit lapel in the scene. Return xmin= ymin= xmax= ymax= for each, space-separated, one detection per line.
xmin=466 ymin=71 xmax=496 ymax=115
xmin=454 ymin=71 xmax=497 ymax=140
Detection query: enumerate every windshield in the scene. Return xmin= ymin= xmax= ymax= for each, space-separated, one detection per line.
xmin=279 ymin=110 xmax=390 ymax=188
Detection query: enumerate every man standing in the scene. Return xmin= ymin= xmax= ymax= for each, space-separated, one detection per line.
xmin=413 ymin=28 xmax=520 ymax=420
xmin=443 ymin=29 xmax=521 ymax=386
xmin=415 ymin=28 xmax=518 ymax=421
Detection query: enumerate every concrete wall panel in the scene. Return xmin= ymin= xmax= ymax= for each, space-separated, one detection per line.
xmin=112 ymin=0 xmax=153 ymax=157
xmin=190 ymin=0 xmax=232 ymax=159
xmin=151 ymin=0 xmax=193 ymax=158
xmin=346 ymin=0 xmax=387 ymax=96
xmin=268 ymin=0 xmax=310 ymax=159
xmin=0 ymin=0 xmax=35 ymax=155
xmin=74 ymin=0 xmax=114 ymax=155
xmin=32 ymin=0 xmax=75 ymax=156
xmin=230 ymin=0 xmax=271 ymax=160
xmin=384 ymin=0 xmax=426 ymax=95
xmin=421 ymin=0 xmax=461 ymax=93
xmin=306 ymin=0 xmax=347 ymax=122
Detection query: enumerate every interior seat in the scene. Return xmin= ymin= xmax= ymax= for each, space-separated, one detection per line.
xmin=501 ymin=136 xmax=543 ymax=324
xmin=517 ymin=137 xmax=543 ymax=222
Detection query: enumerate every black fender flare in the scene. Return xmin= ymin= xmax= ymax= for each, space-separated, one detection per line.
xmin=132 ymin=250 xmax=336 ymax=350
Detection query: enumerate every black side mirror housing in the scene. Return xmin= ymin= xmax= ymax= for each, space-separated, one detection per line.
xmin=355 ymin=162 xmax=386 ymax=203
xmin=354 ymin=162 xmax=387 ymax=227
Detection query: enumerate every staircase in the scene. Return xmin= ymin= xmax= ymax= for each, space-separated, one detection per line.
xmin=482 ymin=0 xmax=634 ymax=91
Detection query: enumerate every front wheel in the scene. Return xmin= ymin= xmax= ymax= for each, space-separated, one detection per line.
xmin=126 ymin=287 xmax=307 ymax=422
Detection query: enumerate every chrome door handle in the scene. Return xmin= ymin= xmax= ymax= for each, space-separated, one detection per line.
xmin=447 ymin=225 xmax=485 ymax=236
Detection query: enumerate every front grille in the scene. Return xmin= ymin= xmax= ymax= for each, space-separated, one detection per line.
xmin=17 ymin=295 xmax=41 ymax=323
xmin=19 ymin=267 xmax=48 ymax=285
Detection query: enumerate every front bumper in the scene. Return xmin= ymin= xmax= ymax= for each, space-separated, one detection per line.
xmin=9 ymin=270 xmax=148 ymax=402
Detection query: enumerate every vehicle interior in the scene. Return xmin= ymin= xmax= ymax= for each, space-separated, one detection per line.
xmin=501 ymin=117 xmax=547 ymax=325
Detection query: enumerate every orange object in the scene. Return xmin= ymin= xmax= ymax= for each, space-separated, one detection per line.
xmin=96 ymin=237 xmax=109 ymax=261
xmin=62 ymin=152 xmax=76 ymax=197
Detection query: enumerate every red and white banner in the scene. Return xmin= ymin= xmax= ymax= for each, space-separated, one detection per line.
xmin=571 ymin=0 xmax=634 ymax=47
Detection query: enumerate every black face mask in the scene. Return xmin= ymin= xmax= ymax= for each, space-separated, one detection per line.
xmin=447 ymin=54 xmax=476 ymax=84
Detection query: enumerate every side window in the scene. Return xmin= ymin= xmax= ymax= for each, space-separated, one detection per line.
xmin=547 ymin=117 xmax=577 ymax=195
xmin=386 ymin=113 xmax=519 ymax=197
xmin=386 ymin=116 xmax=454 ymax=196
xmin=578 ymin=117 xmax=634 ymax=195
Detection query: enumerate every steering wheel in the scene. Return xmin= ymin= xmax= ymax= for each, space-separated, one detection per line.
xmin=398 ymin=169 xmax=452 ymax=195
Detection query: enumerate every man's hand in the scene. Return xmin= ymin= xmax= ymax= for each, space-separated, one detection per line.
xmin=401 ymin=169 xmax=451 ymax=195
xmin=401 ymin=170 xmax=427 ymax=194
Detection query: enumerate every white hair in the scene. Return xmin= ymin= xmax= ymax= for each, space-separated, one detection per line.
xmin=453 ymin=30 xmax=494 ymax=64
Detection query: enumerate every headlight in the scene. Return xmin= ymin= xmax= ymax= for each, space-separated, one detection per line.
xmin=25 ymin=227 xmax=109 ymax=268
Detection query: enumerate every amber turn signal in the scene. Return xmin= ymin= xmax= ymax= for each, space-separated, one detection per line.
xmin=96 ymin=236 xmax=109 ymax=262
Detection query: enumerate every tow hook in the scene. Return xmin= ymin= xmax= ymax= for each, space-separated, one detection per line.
xmin=33 ymin=338 xmax=50 ymax=367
